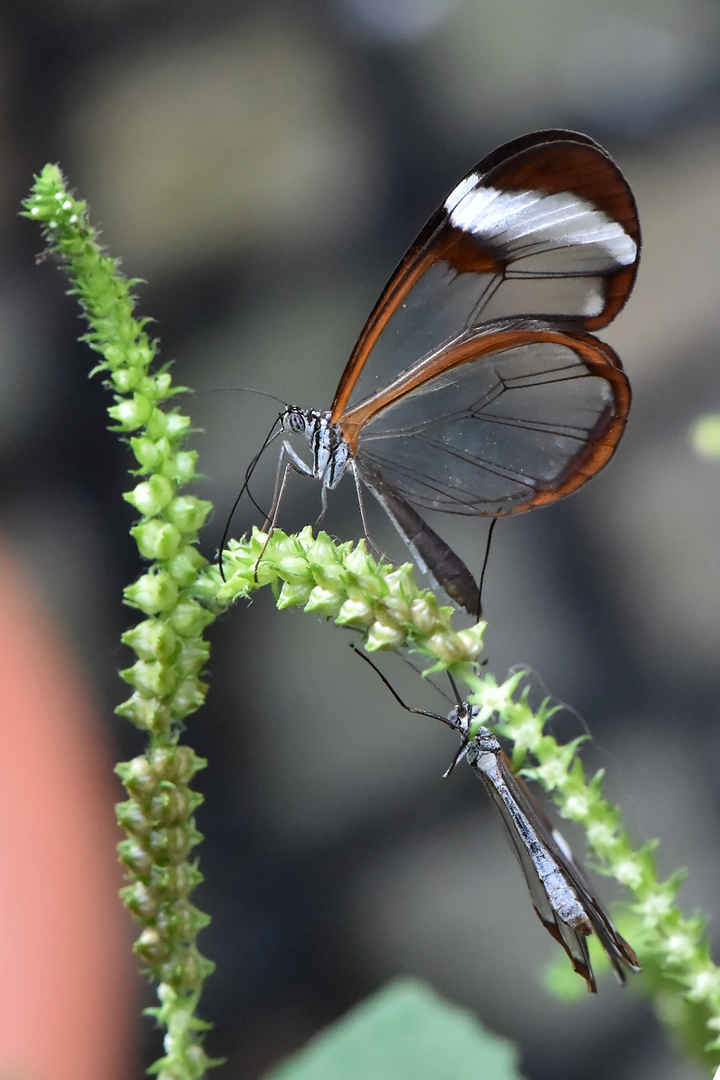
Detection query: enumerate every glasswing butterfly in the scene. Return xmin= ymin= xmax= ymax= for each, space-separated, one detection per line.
xmin=445 ymin=711 xmax=640 ymax=991
xmin=247 ymin=129 xmax=640 ymax=614
xmin=354 ymin=647 xmax=640 ymax=992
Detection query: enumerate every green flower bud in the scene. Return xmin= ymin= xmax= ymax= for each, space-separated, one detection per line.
xmin=383 ymin=594 xmax=410 ymax=622
xmin=366 ymin=618 xmax=405 ymax=650
xmin=134 ymin=928 xmax=171 ymax=965
xmin=111 ymin=368 xmax=143 ymax=393
xmin=248 ymin=525 xmax=272 ymax=551
xmin=309 ymin=556 xmax=346 ymax=586
xmin=147 ymin=824 xmax=197 ymax=862
xmin=150 ymin=861 xmax=203 ymax=899
xmin=116 ymin=755 xmax=157 ymax=798
xmin=125 ymin=571 xmax=179 ymax=614
xmin=146 ymin=410 xmax=190 ymax=440
xmin=147 ymin=827 xmax=187 ymax=862
xmin=171 ymin=677 xmax=207 ymax=719
xmin=384 ymin=564 xmax=416 ymax=597
xmin=277 ymin=580 xmax=314 ymax=608
xmin=308 ymin=532 xmax=348 ymax=571
xmin=130 ymin=435 xmax=172 ymax=470
xmin=122 ymin=659 xmax=178 ymax=697
xmin=159 ymin=944 xmax=215 ymax=990
xmin=125 ymin=474 xmax=175 ymax=516
xmin=108 ymin=392 xmax=153 ymax=430
xmin=215 ymin=546 xmax=254 ymax=584
xmin=149 ymin=746 xmax=206 ymax=785
xmin=335 ymin=597 xmax=374 ymax=627
xmin=131 ymin=520 xmax=183 ymax=560
xmin=253 ymin=558 xmax=282 ymax=588
xmin=167 ymin=546 xmax=207 ymax=587
xmin=345 ymin=550 xmax=383 ymax=598
xmin=154 ymin=372 xmax=173 ymax=396
xmin=614 ymin=856 xmax=644 ymax=892
xmin=304 ymin=585 xmax=342 ymax=614
xmin=428 ymin=630 xmax=483 ymax=664
xmin=274 ymin=555 xmax=313 ymax=581
xmin=155 ymin=899 xmax=210 ymax=941
xmin=168 ymin=600 xmax=214 ymax=637
xmin=117 ymin=838 xmax=154 ymax=876
xmin=344 ymin=542 xmax=374 ymax=579
xmin=122 ymin=880 xmax=160 ymax=920
xmin=166 ymin=449 xmax=198 ymax=483
xmin=117 ymin=798 xmax=152 ymax=837
xmin=116 ymin=691 xmax=173 ymax=732
xmin=148 ymin=784 xmax=194 ymax=826
xmin=122 ymin=619 xmax=178 ymax=662
xmin=127 ymin=342 xmax=153 ymax=369
xmin=175 ymin=640 xmax=210 ymax=677
xmin=165 ymin=495 xmax=212 ymax=534
xmin=408 ymin=596 xmax=439 ymax=636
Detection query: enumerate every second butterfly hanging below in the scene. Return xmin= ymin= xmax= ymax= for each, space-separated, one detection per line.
xmin=244 ymin=129 xmax=640 ymax=614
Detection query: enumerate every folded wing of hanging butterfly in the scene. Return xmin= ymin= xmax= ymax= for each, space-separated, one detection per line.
xmin=462 ymin=723 xmax=640 ymax=992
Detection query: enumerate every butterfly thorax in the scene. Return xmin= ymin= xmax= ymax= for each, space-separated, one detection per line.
xmin=448 ymin=702 xmax=482 ymax=740
xmin=281 ymin=407 xmax=351 ymax=489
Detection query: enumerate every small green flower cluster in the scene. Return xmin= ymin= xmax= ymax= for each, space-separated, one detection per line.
xmin=216 ymin=526 xmax=486 ymax=666
xmin=116 ymin=748 xmax=209 ymax=977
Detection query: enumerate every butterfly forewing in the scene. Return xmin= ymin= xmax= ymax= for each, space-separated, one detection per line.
xmin=474 ymin=132 xmax=640 ymax=328
xmin=331 ymin=130 xmax=639 ymax=422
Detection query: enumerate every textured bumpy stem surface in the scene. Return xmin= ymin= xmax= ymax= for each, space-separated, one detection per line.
xmin=23 ymin=166 xmax=720 ymax=1072
xmin=24 ymin=166 xmax=218 ymax=1080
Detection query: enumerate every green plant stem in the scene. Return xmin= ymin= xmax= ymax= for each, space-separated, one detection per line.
xmin=23 ymin=164 xmax=720 ymax=1073
xmin=23 ymin=165 xmax=219 ymax=1080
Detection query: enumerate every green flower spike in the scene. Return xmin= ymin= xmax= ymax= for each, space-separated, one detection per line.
xmin=23 ymin=165 xmax=219 ymax=1080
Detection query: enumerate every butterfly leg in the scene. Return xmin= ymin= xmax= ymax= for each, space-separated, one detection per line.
xmin=262 ymin=440 xmax=314 ymax=530
xmin=254 ymin=441 xmax=316 ymax=579
xmin=314 ymin=481 xmax=329 ymax=528
xmin=350 ymin=463 xmax=386 ymax=560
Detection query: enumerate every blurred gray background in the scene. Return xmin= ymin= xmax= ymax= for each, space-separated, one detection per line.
xmin=4 ymin=0 xmax=720 ymax=1077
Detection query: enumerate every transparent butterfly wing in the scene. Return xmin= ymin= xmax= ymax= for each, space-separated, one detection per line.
xmin=350 ymin=326 xmax=630 ymax=515
xmin=331 ymin=130 xmax=639 ymax=422
xmin=467 ymin=733 xmax=639 ymax=989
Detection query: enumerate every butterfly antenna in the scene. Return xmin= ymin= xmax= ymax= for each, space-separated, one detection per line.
xmin=239 ymin=440 xmax=277 ymax=520
xmin=218 ymin=416 xmax=282 ymax=581
xmin=476 ymin=517 xmax=498 ymax=620
xmin=446 ymin=670 xmax=464 ymax=708
xmin=194 ymin=386 xmax=287 ymax=405
xmin=349 ymin=645 xmax=455 ymax=729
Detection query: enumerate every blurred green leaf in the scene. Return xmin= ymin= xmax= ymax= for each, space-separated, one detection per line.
xmin=261 ymin=977 xmax=525 ymax=1080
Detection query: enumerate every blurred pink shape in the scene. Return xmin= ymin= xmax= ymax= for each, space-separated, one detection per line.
xmin=0 ymin=542 xmax=138 ymax=1079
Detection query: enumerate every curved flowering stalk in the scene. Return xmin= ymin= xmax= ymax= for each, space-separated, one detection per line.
xmin=211 ymin=528 xmax=485 ymax=662
xmin=22 ymin=165 xmax=720 ymax=1073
